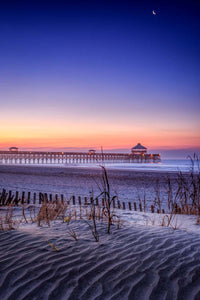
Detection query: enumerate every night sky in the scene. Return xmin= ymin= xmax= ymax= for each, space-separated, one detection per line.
xmin=0 ymin=0 xmax=199 ymax=156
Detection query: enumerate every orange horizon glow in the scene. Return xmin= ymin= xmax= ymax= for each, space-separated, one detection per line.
xmin=1 ymin=86 xmax=199 ymax=153
xmin=1 ymin=116 xmax=199 ymax=151
xmin=1 ymin=111 xmax=200 ymax=149
xmin=0 ymin=131 xmax=200 ymax=151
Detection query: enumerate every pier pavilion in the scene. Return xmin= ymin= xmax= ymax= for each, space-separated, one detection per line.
xmin=131 ymin=143 xmax=147 ymax=155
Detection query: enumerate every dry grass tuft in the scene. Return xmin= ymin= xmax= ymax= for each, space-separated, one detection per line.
xmin=67 ymin=226 xmax=78 ymax=241
xmin=0 ymin=205 xmax=19 ymax=231
xmin=37 ymin=201 xmax=68 ymax=227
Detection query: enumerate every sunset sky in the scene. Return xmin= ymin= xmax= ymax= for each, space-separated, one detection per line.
xmin=0 ymin=0 xmax=199 ymax=156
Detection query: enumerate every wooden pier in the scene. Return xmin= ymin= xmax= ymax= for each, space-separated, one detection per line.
xmin=0 ymin=150 xmax=160 ymax=165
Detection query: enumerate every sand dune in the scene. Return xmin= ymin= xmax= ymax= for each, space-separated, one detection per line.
xmin=1 ymin=220 xmax=200 ymax=300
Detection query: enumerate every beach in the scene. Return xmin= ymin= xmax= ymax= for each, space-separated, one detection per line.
xmin=0 ymin=161 xmax=200 ymax=299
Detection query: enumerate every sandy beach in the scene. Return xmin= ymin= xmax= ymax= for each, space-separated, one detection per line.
xmin=0 ymin=163 xmax=200 ymax=300
xmin=1 ymin=216 xmax=200 ymax=300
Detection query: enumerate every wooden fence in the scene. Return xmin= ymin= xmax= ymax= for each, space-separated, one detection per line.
xmin=0 ymin=188 xmax=154 ymax=212
xmin=1 ymin=188 xmax=191 ymax=215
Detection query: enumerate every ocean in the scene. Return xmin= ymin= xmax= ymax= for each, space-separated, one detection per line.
xmin=97 ymin=158 xmax=198 ymax=173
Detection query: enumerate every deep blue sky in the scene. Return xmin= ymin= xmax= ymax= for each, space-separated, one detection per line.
xmin=0 ymin=0 xmax=199 ymax=156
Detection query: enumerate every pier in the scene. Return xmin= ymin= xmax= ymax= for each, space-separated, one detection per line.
xmin=0 ymin=143 xmax=160 ymax=165
xmin=0 ymin=152 xmax=160 ymax=165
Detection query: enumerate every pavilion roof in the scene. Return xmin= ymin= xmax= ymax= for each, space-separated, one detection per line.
xmin=131 ymin=143 xmax=147 ymax=150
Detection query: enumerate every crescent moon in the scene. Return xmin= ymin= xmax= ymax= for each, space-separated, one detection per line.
xmin=152 ymin=10 xmax=156 ymax=15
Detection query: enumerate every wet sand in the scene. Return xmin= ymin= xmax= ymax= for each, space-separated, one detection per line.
xmin=0 ymin=164 xmax=181 ymax=211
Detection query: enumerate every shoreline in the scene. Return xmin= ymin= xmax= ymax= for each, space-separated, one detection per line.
xmin=0 ymin=164 xmax=193 ymax=212
xmin=0 ymin=161 xmax=193 ymax=175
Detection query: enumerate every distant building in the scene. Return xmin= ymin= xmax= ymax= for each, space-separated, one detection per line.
xmin=9 ymin=147 xmax=18 ymax=152
xmin=131 ymin=143 xmax=147 ymax=155
xmin=88 ymin=149 xmax=96 ymax=155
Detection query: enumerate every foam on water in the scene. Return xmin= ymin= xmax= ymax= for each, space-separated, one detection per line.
xmin=57 ymin=158 xmax=197 ymax=173
xmin=1 ymin=158 xmax=196 ymax=173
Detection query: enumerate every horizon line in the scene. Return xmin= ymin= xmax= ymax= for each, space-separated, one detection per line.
xmin=0 ymin=146 xmax=200 ymax=152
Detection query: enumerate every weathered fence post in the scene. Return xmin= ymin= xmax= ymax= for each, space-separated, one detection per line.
xmin=22 ymin=191 xmax=25 ymax=204
xmin=134 ymin=202 xmax=137 ymax=211
xmin=49 ymin=194 xmax=52 ymax=203
xmin=39 ymin=192 xmax=42 ymax=204
xmin=44 ymin=193 xmax=48 ymax=203
xmin=6 ymin=190 xmax=11 ymax=204
xmin=151 ymin=205 xmax=154 ymax=213
xmin=122 ymin=202 xmax=126 ymax=210
xmin=0 ymin=189 xmax=7 ymax=205
xmin=128 ymin=202 xmax=132 ymax=210
xmin=8 ymin=190 xmax=12 ymax=203
xmin=27 ymin=192 xmax=31 ymax=204
xmin=33 ymin=193 xmax=36 ymax=204
xmin=117 ymin=200 xmax=121 ymax=209
xmin=113 ymin=199 xmax=115 ymax=209
xmin=15 ymin=191 xmax=19 ymax=205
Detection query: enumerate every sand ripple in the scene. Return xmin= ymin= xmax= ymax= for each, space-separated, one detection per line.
xmin=0 ymin=225 xmax=200 ymax=300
